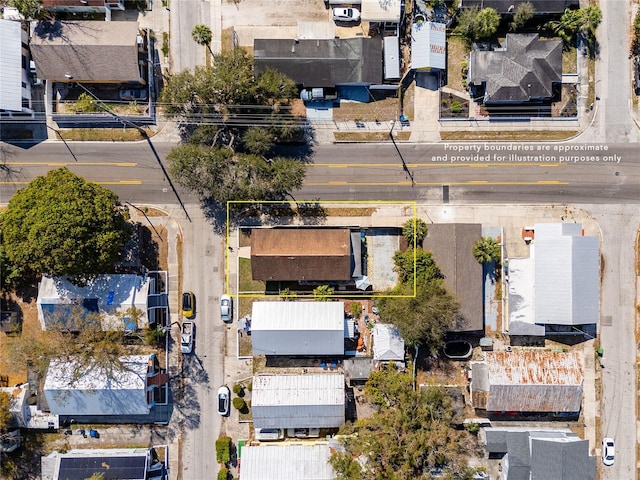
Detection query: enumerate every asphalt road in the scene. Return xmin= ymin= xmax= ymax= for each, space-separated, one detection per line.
xmin=1 ymin=141 xmax=639 ymax=205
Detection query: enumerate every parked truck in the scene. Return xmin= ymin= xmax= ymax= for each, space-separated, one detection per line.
xmin=181 ymin=321 xmax=194 ymax=354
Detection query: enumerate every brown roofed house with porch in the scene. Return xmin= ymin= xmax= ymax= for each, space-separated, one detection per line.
xmin=251 ymin=228 xmax=353 ymax=282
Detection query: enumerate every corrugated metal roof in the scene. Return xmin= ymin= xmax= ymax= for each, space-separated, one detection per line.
xmin=534 ymin=223 xmax=599 ymax=326
xmin=483 ymin=351 xmax=583 ymax=412
xmin=251 ymin=302 xmax=346 ymax=355
xmin=253 ymin=374 xmax=344 ymax=407
xmin=240 ymin=444 xmax=335 ymax=480
xmin=252 ymin=374 xmax=345 ymax=428
xmin=252 ymin=302 xmax=344 ymax=331
xmin=383 ymin=36 xmax=400 ymax=80
xmin=411 ymin=22 xmax=446 ymax=71
xmin=0 ymin=20 xmax=24 ymax=111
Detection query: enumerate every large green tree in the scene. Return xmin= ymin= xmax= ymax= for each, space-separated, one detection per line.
xmin=401 ymin=218 xmax=429 ymax=248
xmin=547 ymin=6 xmax=602 ymax=54
xmin=10 ymin=0 xmax=48 ymax=19
xmin=454 ymin=7 xmax=501 ymax=42
xmin=392 ymin=248 xmax=442 ymax=285
xmin=509 ymin=2 xmax=535 ymax=31
xmin=330 ymin=366 xmax=477 ymax=480
xmin=160 ymin=49 xmax=300 ymax=150
xmin=167 ymin=144 xmax=305 ymax=206
xmin=377 ymin=282 xmax=459 ymax=355
xmin=1 ymin=168 xmax=130 ymax=286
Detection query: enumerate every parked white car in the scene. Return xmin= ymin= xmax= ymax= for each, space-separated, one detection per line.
xmin=333 ymin=7 xmax=360 ymax=22
xmin=217 ymin=385 xmax=231 ymax=416
xmin=602 ymin=437 xmax=615 ymax=466
xmin=220 ymin=294 xmax=233 ymax=323
xmin=255 ymin=428 xmax=285 ymax=441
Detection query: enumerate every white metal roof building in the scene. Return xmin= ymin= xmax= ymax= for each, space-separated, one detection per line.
xmin=534 ymin=223 xmax=599 ymax=325
xmin=43 ymin=355 xmax=151 ymax=416
xmin=0 ymin=19 xmax=31 ymax=112
xmin=411 ymin=22 xmax=446 ymax=71
xmin=240 ymin=444 xmax=335 ymax=480
xmin=383 ymin=36 xmax=401 ymax=80
xmin=37 ymin=274 xmax=150 ymax=331
xmin=252 ymin=374 xmax=345 ymax=429
xmin=372 ymin=323 xmax=405 ymax=361
xmin=251 ymin=301 xmax=345 ymax=356
xmin=508 ymin=223 xmax=599 ymax=336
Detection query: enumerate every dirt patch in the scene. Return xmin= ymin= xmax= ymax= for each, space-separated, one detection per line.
xmin=325 ymin=207 xmax=377 ymax=216
xmin=333 ymin=97 xmax=401 ymax=123
xmin=552 ymin=84 xmax=579 ymax=117
xmin=334 ymin=131 xmax=412 ymax=142
xmin=445 ymin=36 xmax=471 ymax=92
xmin=440 ymin=130 xmax=578 ymax=141
xmin=58 ymin=128 xmax=152 ymax=142
xmin=440 ymin=92 xmax=470 ymax=118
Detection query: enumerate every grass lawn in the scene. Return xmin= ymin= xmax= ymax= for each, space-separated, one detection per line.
xmin=333 ymin=96 xmax=401 ymax=123
xmin=445 ymin=36 xmax=470 ymax=92
xmin=239 ymin=258 xmax=265 ymax=293
xmin=334 ymin=131 xmax=412 ymax=142
xmin=562 ymin=47 xmax=577 ymax=74
xmin=441 ymin=130 xmax=578 ymax=141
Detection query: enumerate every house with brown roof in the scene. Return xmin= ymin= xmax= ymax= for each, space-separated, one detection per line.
xmin=30 ymin=21 xmax=145 ymax=84
xmin=471 ymin=351 xmax=583 ymax=416
xmin=250 ymin=227 xmax=362 ymax=283
xmin=423 ymin=223 xmax=483 ymax=332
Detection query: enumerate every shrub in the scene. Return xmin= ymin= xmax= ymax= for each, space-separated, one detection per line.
xmin=247 ymin=381 xmax=253 ymax=391
xmin=451 ymin=101 xmax=462 ymax=114
xmin=350 ymin=302 xmax=362 ymax=319
xmin=233 ymin=397 xmax=246 ymax=411
xmin=215 ymin=436 xmax=231 ymax=464
xmin=232 ymin=383 xmax=245 ymax=397
xmin=466 ymin=422 xmax=480 ymax=435
xmin=217 ymin=467 xmax=229 ymax=480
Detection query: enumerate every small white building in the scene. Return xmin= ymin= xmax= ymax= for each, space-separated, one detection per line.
xmin=240 ymin=444 xmax=335 ymax=480
xmin=372 ymin=323 xmax=405 ymax=362
xmin=43 ymin=355 xmax=167 ymax=418
xmin=411 ymin=22 xmax=446 ymax=71
xmin=0 ymin=19 xmax=33 ymax=114
xmin=37 ymin=274 xmax=151 ymax=331
xmin=252 ymin=374 xmax=345 ymax=429
xmin=251 ymin=301 xmax=345 ymax=356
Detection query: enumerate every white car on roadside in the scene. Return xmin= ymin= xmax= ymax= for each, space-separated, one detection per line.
xmin=602 ymin=437 xmax=615 ymax=466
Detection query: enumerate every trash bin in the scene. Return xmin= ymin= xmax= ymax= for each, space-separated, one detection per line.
xmin=89 ymin=429 xmax=98 ymax=438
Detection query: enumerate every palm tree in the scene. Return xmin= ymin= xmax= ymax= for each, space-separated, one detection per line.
xmin=191 ymin=24 xmax=213 ymax=57
xmin=401 ymin=218 xmax=429 ymax=247
xmin=473 ymin=236 xmax=501 ymax=264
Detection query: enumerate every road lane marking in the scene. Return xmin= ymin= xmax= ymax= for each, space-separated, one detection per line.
xmin=0 ymin=180 xmax=143 ymax=185
xmin=310 ymin=162 xmax=565 ymax=168
xmin=306 ymin=181 xmax=570 ymax=186
xmin=2 ymin=162 xmax=138 ymax=167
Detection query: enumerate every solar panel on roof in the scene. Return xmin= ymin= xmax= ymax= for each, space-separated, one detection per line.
xmin=58 ymin=455 xmax=147 ymax=480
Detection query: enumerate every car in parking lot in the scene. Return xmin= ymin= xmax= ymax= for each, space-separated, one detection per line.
xmin=220 ymin=294 xmax=233 ymax=323
xmin=217 ymin=385 xmax=230 ymax=416
xmin=333 ymin=7 xmax=360 ymax=22
xmin=182 ymin=291 xmax=195 ymax=318
xmin=602 ymin=437 xmax=615 ymax=466
xmin=119 ymin=88 xmax=148 ymax=101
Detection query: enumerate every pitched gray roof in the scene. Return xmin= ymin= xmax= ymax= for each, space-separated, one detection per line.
xmin=30 ymin=21 xmax=142 ymax=82
xmin=469 ymin=34 xmax=562 ymax=103
xmin=531 ymin=438 xmax=596 ymax=480
xmin=253 ymin=38 xmax=383 ymax=88
xmin=460 ymin=0 xmax=579 ymax=14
